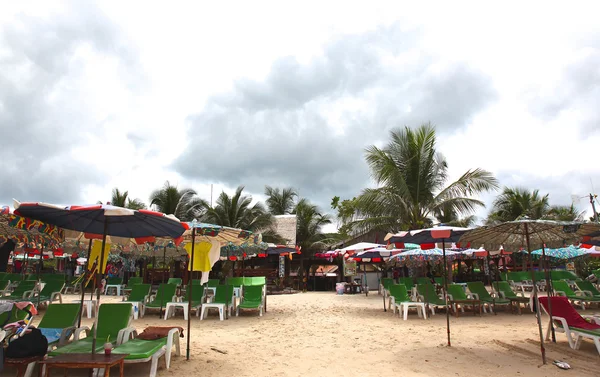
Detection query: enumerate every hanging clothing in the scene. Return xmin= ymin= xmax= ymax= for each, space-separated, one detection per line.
xmin=184 ymin=239 xmax=220 ymax=284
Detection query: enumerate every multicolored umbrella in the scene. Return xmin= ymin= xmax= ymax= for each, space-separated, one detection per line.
xmin=531 ymin=245 xmax=589 ymax=262
xmin=13 ymin=201 xmax=187 ymax=355
xmin=0 ymin=207 xmax=64 ymax=248
xmin=389 ymin=248 xmax=462 ymax=267
xmin=352 ymin=247 xmax=402 ymax=263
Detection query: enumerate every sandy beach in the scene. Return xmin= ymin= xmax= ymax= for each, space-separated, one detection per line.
xmin=5 ymin=292 xmax=600 ymax=377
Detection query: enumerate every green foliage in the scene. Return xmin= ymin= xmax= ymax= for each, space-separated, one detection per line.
xmin=205 ymin=186 xmax=274 ymax=231
xmin=149 ymin=181 xmax=208 ymax=221
xmin=265 ymin=186 xmax=298 ymax=215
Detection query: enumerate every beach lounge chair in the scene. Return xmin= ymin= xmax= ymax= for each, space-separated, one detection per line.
xmin=575 ymin=280 xmax=600 ymax=299
xmin=20 ymin=280 xmax=65 ymax=306
xmin=379 ymin=278 xmax=394 ymax=296
xmin=123 ymin=277 xmax=144 ymax=295
xmin=539 ymin=296 xmax=600 ymax=355
xmin=105 ymin=277 xmax=125 ymax=296
xmin=553 ymin=280 xmax=600 ymax=310
xmin=142 ymin=284 xmax=177 ymax=317
xmin=167 ymin=278 xmax=182 ymax=286
xmin=467 ymin=281 xmax=511 ymax=313
xmin=399 ymin=277 xmax=414 ymax=290
xmin=0 ymin=280 xmax=11 ymax=295
xmin=35 ymin=303 xmax=81 ymax=350
xmin=494 ymin=281 xmax=530 ymax=314
xmin=0 ymin=281 xmax=37 ymax=300
xmin=416 ymin=284 xmax=448 ymax=315
xmin=202 ymin=285 xmax=235 ymax=320
xmin=388 ymin=284 xmax=426 ymax=320
xmin=447 ymin=284 xmax=483 ymax=314
xmin=122 ymin=284 xmax=152 ymax=319
xmin=416 ymin=277 xmax=433 ymax=285
xmin=110 ymin=327 xmax=181 ymax=377
xmin=207 ymin=279 xmax=219 ymax=287
xmin=48 ymin=303 xmax=133 ymax=355
xmin=235 ymin=285 xmax=264 ymax=317
xmin=165 ymin=286 xmax=205 ymax=320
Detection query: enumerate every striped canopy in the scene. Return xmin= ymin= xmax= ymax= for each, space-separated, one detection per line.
xmin=531 ymin=245 xmax=589 ymax=262
xmin=0 ymin=207 xmax=64 ymax=248
xmin=389 ymin=248 xmax=462 ymax=268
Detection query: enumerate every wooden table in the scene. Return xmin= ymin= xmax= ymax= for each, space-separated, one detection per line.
xmin=450 ymin=299 xmax=482 ymax=317
xmin=4 ymin=355 xmax=44 ymax=377
xmin=39 ymin=353 xmax=128 ymax=377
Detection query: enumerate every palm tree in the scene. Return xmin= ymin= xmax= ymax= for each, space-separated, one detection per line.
xmin=486 ymin=187 xmax=550 ymax=224
xmin=205 ymin=186 xmax=273 ymax=231
xmin=353 ymin=124 xmax=498 ymax=232
xmin=543 ymin=204 xmax=586 ymax=222
xmin=149 ymin=181 xmax=208 ymax=221
xmin=264 ymin=186 xmax=298 ymax=215
xmin=434 ymin=202 xmax=477 ymax=227
xmin=110 ymin=188 xmax=147 ymax=210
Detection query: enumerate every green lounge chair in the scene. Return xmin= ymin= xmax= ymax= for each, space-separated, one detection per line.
xmin=206 ymin=279 xmax=220 ymax=287
xmin=191 ymin=279 xmax=203 ymax=285
xmin=399 ymin=277 xmax=414 ymax=290
xmin=467 ymin=281 xmax=511 ymax=313
xmin=575 ymin=280 xmax=600 ymax=299
xmin=123 ymin=277 xmax=144 ymax=294
xmin=226 ymin=277 xmax=244 ymax=288
xmin=0 ymin=280 xmax=37 ymax=300
xmin=202 ymin=285 xmax=235 ymax=319
xmin=123 ymin=284 xmax=152 ymax=319
xmin=166 ymin=286 xmax=206 ymax=320
xmin=447 ymin=284 xmax=482 ymax=314
xmin=494 ymin=281 xmax=530 ymax=314
xmin=112 ymin=327 xmax=181 ymax=377
xmin=380 ymin=277 xmax=394 ymax=296
xmin=142 ymin=284 xmax=177 ymax=317
xmin=236 ymin=285 xmax=264 ymax=317
xmin=416 ymin=277 xmax=433 ymax=285
xmin=553 ymin=280 xmax=600 ymax=310
xmin=0 ymin=280 xmax=11 ymax=295
xmin=19 ymin=280 xmax=65 ymax=306
xmin=416 ymin=284 xmax=448 ymax=315
xmin=48 ymin=303 xmax=133 ymax=355
xmin=388 ymin=284 xmax=426 ymax=320
xmin=36 ymin=303 xmax=81 ymax=350
xmin=167 ymin=278 xmax=182 ymax=286
xmin=105 ymin=277 xmax=125 ymax=295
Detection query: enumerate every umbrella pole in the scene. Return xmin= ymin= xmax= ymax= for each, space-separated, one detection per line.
xmin=91 ymin=218 xmax=109 ymax=355
xmin=78 ymin=239 xmax=93 ymax=328
xmin=487 ymin=250 xmax=496 ymax=315
xmin=525 ymin=223 xmax=546 ymax=364
xmin=186 ymin=228 xmax=196 ymax=360
xmin=542 ymin=246 xmax=556 ymax=342
xmin=442 ymin=240 xmax=451 ymax=347
xmin=159 ymin=246 xmax=167 ymax=318
xmin=37 ymin=244 xmax=44 ymax=308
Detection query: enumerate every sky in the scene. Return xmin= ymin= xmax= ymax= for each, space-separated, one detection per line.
xmin=1 ymin=0 xmax=599 ymax=233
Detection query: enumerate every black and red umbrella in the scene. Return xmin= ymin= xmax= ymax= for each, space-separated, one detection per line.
xmin=14 ymin=201 xmax=187 ymax=354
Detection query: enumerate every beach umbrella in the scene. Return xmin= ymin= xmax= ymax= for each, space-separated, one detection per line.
xmin=352 ymin=247 xmax=402 ymax=263
xmin=13 ymin=201 xmax=186 ymax=354
xmin=385 ymin=226 xmax=471 ymax=346
xmin=459 ymin=218 xmax=583 ymax=364
xmin=531 ymin=245 xmax=588 ymax=262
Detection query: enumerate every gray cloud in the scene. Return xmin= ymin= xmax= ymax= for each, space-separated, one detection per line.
xmin=174 ymin=23 xmax=497 ymax=212
xmin=0 ymin=2 xmax=141 ymax=205
xmin=527 ymin=45 xmax=600 ymax=135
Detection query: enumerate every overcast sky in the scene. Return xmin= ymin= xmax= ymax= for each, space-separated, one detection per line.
xmin=1 ymin=0 xmax=599 ymax=232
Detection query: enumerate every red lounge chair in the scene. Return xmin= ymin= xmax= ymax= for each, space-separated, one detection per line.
xmin=539 ymin=296 xmax=600 ymax=355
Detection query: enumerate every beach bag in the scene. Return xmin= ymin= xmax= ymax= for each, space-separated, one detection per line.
xmin=5 ymin=328 xmax=48 ymax=359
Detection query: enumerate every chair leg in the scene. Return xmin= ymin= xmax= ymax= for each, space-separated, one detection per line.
xmin=403 ymin=304 xmax=408 ymax=321
xmin=149 ymin=354 xmax=160 ymax=377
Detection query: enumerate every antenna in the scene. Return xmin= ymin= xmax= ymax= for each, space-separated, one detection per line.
xmin=210 ymin=184 xmax=213 ymax=208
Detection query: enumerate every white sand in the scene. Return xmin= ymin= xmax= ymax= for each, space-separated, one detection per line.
xmin=5 ymin=292 xmax=600 ymax=376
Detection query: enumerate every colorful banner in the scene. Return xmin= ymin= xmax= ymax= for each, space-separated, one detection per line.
xmin=88 ymin=239 xmax=111 ymax=274
xmin=278 ymin=255 xmax=285 ymax=277
xmin=344 ymin=259 xmax=357 ymax=276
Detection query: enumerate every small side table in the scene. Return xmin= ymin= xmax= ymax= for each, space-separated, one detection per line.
xmin=40 ymin=353 xmax=128 ymax=377
xmin=399 ymin=302 xmax=427 ymax=320
xmin=200 ymin=303 xmax=226 ymax=320
xmin=72 ymin=299 xmax=98 ymax=318
xmin=164 ymin=302 xmax=189 ymax=320
xmin=5 ymin=355 xmax=44 ymax=377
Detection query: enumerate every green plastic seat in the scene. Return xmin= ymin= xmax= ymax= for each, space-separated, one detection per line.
xmin=466 ymin=282 xmax=511 ymax=313
xmin=226 ymin=277 xmax=244 ymax=288
xmin=417 ymin=284 xmax=447 ymax=307
xmin=124 ymin=284 xmax=151 ymax=303
xmin=250 ymin=277 xmax=266 ymax=286
xmin=554 ymin=280 xmax=600 ymax=309
xmin=112 ymin=327 xmax=182 ymax=373
xmin=416 ymin=277 xmax=432 ymax=285
xmin=48 ymin=303 xmax=133 ymax=355
xmin=37 ymin=303 xmax=81 ymax=347
xmin=19 ymin=280 xmax=65 ymax=305
xmin=389 ymin=284 xmax=411 ymax=304
xmin=2 ymin=280 xmax=37 ymax=299
xmin=494 ymin=281 xmax=530 ymax=303
xmin=399 ymin=277 xmax=414 ymax=289
xmin=236 ymin=285 xmax=264 ymax=316
xmin=167 ymin=278 xmax=182 ymax=286
xmin=144 ymin=284 xmax=177 ymax=315
xmin=575 ymin=280 xmax=600 ymax=298
xmin=126 ymin=277 xmax=144 ymax=288
xmin=106 ymin=277 xmax=124 ymax=285
xmin=183 ymin=286 xmax=206 ymax=307
xmin=191 ymin=279 xmax=203 ymax=285
xmin=212 ymin=285 xmax=235 ymax=306
xmin=206 ymin=279 xmax=219 ymax=287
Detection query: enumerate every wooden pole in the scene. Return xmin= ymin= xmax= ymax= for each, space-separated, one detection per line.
xmin=91 ymin=218 xmax=109 ymax=355
xmin=442 ymin=240 xmax=451 ymax=347
xmin=186 ymin=227 xmax=196 ymax=360
xmin=525 ymin=223 xmax=546 ymax=364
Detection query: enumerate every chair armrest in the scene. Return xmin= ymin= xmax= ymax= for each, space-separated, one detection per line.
xmin=469 ymin=293 xmax=479 ymax=300
xmin=575 ymin=291 xmax=589 ymax=297
xmin=554 ymin=290 xmax=567 ymax=297
xmin=59 ymin=326 xmax=77 ymax=346
xmin=118 ymin=327 xmax=138 ymax=345
xmin=74 ymin=326 xmax=90 ymax=340
xmin=50 ymin=292 xmax=62 ymax=302
xmin=23 ymin=290 xmax=34 ymax=298
xmin=417 ymin=294 xmax=425 ymax=302
xmin=581 ymin=290 xmax=593 ymax=297
xmin=498 ymin=292 xmax=507 ymax=298
xmin=447 ymin=294 xmax=454 ymax=301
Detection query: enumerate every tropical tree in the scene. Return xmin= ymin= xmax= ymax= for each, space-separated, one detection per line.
xmin=434 ymin=202 xmax=477 ymax=227
xmin=543 ymin=204 xmax=586 ymax=222
xmin=486 ymin=187 xmax=550 ymax=224
xmin=264 ymin=186 xmax=298 ymax=215
xmin=294 ymin=199 xmax=333 ymax=252
xmin=110 ymin=188 xmax=147 ymax=210
xmin=149 ymin=181 xmax=208 ymax=221
xmin=352 ymin=124 xmax=499 ymax=232
xmin=204 ymin=186 xmax=273 ymax=231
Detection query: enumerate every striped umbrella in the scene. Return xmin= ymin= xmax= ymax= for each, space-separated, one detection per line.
xmin=531 ymin=245 xmax=589 ymax=262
